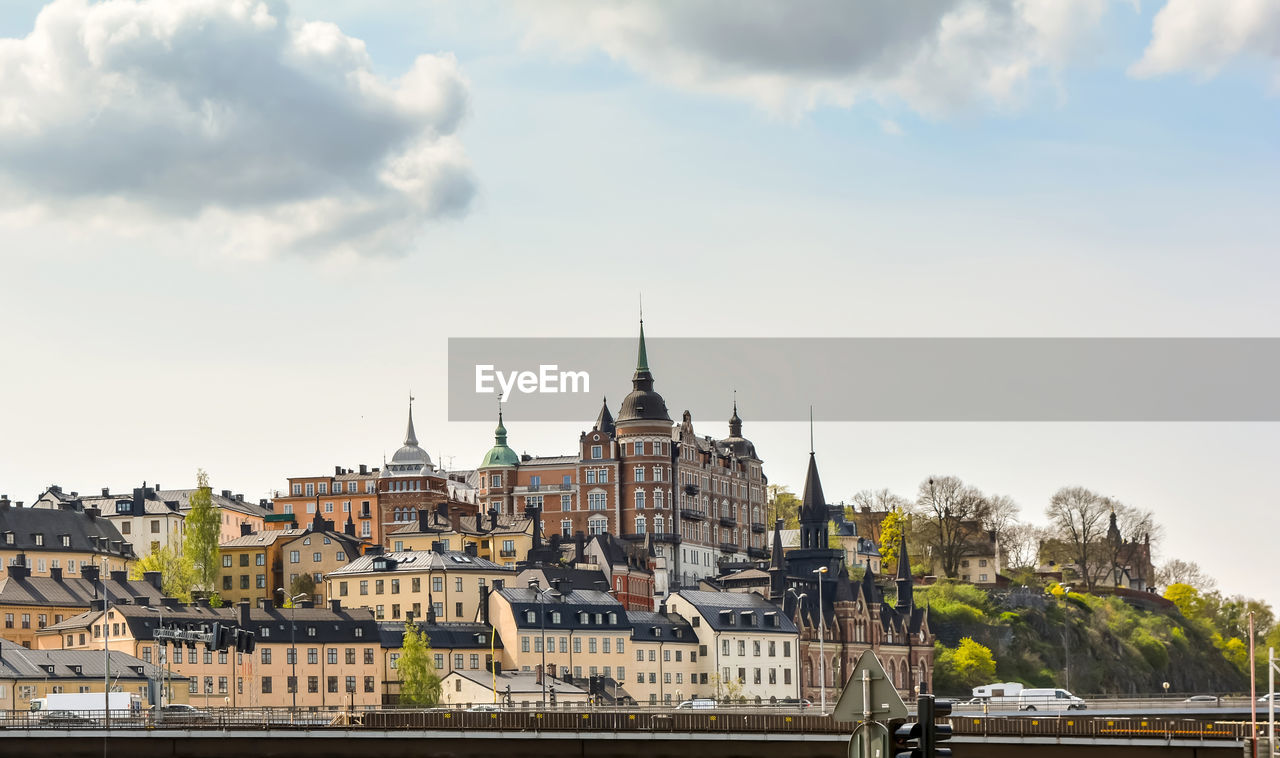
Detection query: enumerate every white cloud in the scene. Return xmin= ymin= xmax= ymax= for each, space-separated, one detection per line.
xmin=1131 ymin=0 xmax=1280 ymax=86
xmin=0 ymin=0 xmax=475 ymax=258
xmin=517 ymin=0 xmax=1110 ymax=116
xmin=880 ymin=119 xmax=905 ymax=136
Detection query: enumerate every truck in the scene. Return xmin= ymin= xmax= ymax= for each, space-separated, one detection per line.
xmin=970 ymin=682 xmax=1023 ymax=709
xmin=30 ymin=692 xmax=143 ymax=722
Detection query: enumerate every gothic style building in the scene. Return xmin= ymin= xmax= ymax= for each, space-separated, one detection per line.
xmin=474 ymin=320 xmax=766 ymax=593
xmin=769 ymin=449 xmax=934 ymax=699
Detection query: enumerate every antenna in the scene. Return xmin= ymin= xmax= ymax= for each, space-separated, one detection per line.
xmin=809 ymin=406 xmax=814 ymax=455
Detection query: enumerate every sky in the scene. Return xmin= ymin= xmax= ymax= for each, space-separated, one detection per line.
xmin=0 ymin=1 xmax=1277 ymax=607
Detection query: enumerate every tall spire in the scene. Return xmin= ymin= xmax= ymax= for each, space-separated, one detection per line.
xmin=404 ymin=393 xmax=418 ymax=447
xmin=729 ymin=391 xmax=742 ymax=438
xmin=895 ymin=532 xmax=914 ymax=613
xmin=636 ymin=313 xmax=649 ymax=373
xmin=494 ymin=395 xmax=508 ymax=446
xmin=808 ymin=405 xmax=814 ymax=454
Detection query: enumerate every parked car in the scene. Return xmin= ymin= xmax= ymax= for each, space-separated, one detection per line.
xmin=466 ymin=704 xmax=504 ymax=712
xmin=1260 ymin=693 xmax=1278 ymax=703
xmin=154 ymin=703 xmax=210 ymax=725
xmin=37 ymin=710 xmax=96 ymax=726
xmin=1018 ymin=688 xmax=1086 ymax=711
xmin=676 ymin=699 xmax=717 ymax=710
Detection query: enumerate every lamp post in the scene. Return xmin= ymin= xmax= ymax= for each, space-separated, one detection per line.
xmin=277 ymin=588 xmax=306 ymax=710
xmin=102 ymin=559 xmax=110 ymax=730
xmin=786 ymin=588 xmax=807 ymax=705
xmin=528 ymin=578 xmax=550 ymax=708
xmin=813 ymin=566 xmax=828 ymax=713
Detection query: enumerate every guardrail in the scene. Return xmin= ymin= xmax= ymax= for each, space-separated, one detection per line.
xmin=0 ymin=708 xmax=1254 ymax=741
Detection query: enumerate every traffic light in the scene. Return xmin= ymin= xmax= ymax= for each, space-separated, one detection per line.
xmin=929 ymin=698 xmax=953 ymax=758
xmin=234 ymin=628 xmax=256 ymax=653
xmin=217 ymin=624 xmax=233 ymax=650
xmin=892 ymin=718 xmax=924 ymax=758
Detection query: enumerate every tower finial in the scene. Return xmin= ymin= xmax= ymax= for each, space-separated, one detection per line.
xmin=809 ymin=405 xmax=814 ymax=455
xmin=635 ymin=312 xmax=649 ymax=372
xmin=404 ymin=393 xmax=419 ymax=447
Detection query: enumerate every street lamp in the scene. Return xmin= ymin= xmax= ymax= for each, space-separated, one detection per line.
xmin=813 ymin=566 xmax=829 ymax=713
xmin=786 ymin=588 xmax=807 ymax=706
xmin=528 ymin=578 xmax=551 ymax=708
xmin=277 ymin=588 xmax=307 ymax=710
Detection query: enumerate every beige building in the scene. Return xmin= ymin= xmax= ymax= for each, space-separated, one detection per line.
xmin=0 ymin=564 xmax=162 ymax=648
xmin=35 ymin=599 xmax=382 ymax=709
xmin=327 ymin=548 xmax=513 ymax=624
xmin=386 ymin=508 xmax=535 ymax=569
xmin=0 ymin=647 xmax=187 ymax=709
xmin=625 ymin=609 xmax=700 ymax=705
xmin=376 ymin=620 xmax=500 ymax=705
xmin=666 ymin=590 xmax=800 ymax=703
xmin=440 ymin=670 xmax=587 ymax=708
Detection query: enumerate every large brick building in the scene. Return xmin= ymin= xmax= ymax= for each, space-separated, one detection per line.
xmin=476 ymin=321 xmax=765 ymax=593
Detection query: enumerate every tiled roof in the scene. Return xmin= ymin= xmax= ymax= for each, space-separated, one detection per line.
xmin=0 ymin=506 xmax=133 ymax=557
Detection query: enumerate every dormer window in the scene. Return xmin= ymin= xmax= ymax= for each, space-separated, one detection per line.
xmin=60 ymin=535 xmax=71 ymax=548
xmin=307 ymin=626 xmax=316 ymax=637
xmin=551 ymin=611 xmax=561 ymax=624
xmin=4 ymin=532 xmax=13 ymax=545
xmin=33 ymin=534 xmax=44 ymax=546
xmin=115 ymin=502 xmax=130 ymax=514
xmin=525 ymin=610 xmax=536 ymax=624
xmin=608 ymin=612 xmax=617 ymax=625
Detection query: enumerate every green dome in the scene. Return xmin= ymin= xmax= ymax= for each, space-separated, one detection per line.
xmin=479 ymin=412 xmax=520 ymax=469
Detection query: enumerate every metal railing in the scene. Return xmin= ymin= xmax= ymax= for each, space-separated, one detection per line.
xmin=0 ymin=708 xmax=1251 ymax=741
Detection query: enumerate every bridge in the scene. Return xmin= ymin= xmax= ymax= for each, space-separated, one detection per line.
xmin=1 ymin=708 xmax=1259 ymax=758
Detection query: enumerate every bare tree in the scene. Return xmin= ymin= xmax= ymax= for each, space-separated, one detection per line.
xmin=982 ymin=493 xmax=1021 ymax=571
xmin=1044 ymin=486 xmax=1112 ymax=592
xmin=915 ymin=476 xmax=992 ymax=579
xmin=1000 ymin=523 xmax=1044 ymax=571
xmin=1156 ymin=559 xmax=1217 ymax=592
xmin=847 ymin=488 xmax=911 ymax=547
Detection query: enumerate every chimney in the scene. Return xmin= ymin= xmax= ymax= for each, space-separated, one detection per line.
xmin=238 ymin=600 xmax=251 ymax=627
xmin=49 ymin=567 xmax=63 ymax=582
xmin=329 ymin=599 xmax=342 ymax=613
xmin=133 ymin=595 xmax=148 ymax=606
xmin=431 ymin=541 xmax=445 ymax=554
xmin=300 ymin=600 xmax=314 ymax=609
xmin=417 ymin=509 xmax=431 ymax=534
xmin=101 ymin=487 xmax=110 ymax=497
xmin=82 ymin=564 xmax=100 ymax=585
xmin=426 ymin=600 xmax=437 ymax=624
xmin=464 ymin=542 xmax=478 ymax=558
xmin=235 ymin=494 xmax=244 ymax=502
xmin=89 ymin=599 xmax=105 ymax=611
xmin=365 ymin=545 xmax=384 ymax=555
xmin=476 ymin=512 xmax=485 ymax=532
xmin=260 ymin=597 xmax=274 ymax=610
xmin=535 ymin=664 xmax=543 ymax=685
xmin=9 ymin=562 xmax=29 ymax=581
xmin=0 ymin=495 xmax=8 ymax=509
xmin=161 ymin=597 xmax=181 ymax=609
xmin=449 ymin=510 xmax=461 ymax=533
xmin=344 ymin=517 xmax=356 ymax=537
xmin=143 ymin=571 xmax=162 ymax=591
xmin=111 ymin=570 xmax=128 ymax=584
xmin=221 ymin=490 xmax=232 ymax=499
xmin=574 ymin=531 xmax=586 ymax=564
xmin=335 ymin=466 xmax=342 ymax=476
xmin=85 ymin=507 xmax=100 ymax=520
xmin=240 ymin=523 xmax=253 ymax=536
xmin=489 ymin=507 xmax=499 ymax=532
xmin=359 ymin=464 xmax=368 ymax=476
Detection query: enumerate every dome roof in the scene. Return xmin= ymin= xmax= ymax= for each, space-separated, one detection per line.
xmin=616 ymin=320 xmax=671 ymax=424
xmin=480 ymin=409 xmax=520 ymax=469
xmin=389 ymin=398 xmax=432 ymax=470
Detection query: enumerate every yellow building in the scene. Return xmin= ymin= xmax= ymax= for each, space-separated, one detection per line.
xmin=0 ymin=646 xmax=188 ymax=710
xmin=0 ymin=564 xmax=163 ymax=648
xmin=35 ymin=599 xmax=382 ymax=709
xmin=625 ymin=609 xmax=701 ymax=705
xmin=386 ymin=509 xmax=534 ymax=569
xmin=0 ymin=498 xmax=134 ymax=580
xmin=218 ymin=516 xmax=365 ymax=607
xmin=326 ymin=548 xmax=513 ymax=624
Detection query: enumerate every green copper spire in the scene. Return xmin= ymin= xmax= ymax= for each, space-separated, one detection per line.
xmin=636 ymin=317 xmax=649 ymax=372
xmin=479 ymin=400 xmax=519 ymax=469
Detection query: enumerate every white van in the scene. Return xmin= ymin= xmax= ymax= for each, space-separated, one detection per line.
xmin=1018 ymin=688 xmax=1086 ymax=711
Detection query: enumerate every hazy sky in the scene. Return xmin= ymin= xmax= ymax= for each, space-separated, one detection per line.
xmin=1 ymin=1 xmax=1277 ymax=607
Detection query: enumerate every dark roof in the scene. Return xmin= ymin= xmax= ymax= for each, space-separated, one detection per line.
xmin=49 ymin=486 xmax=274 ymax=520
xmin=0 ymin=572 xmax=163 ymax=608
xmin=798 ymin=453 xmax=826 ymax=523
xmin=447 ymin=669 xmax=587 ymax=695
xmin=673 ymin=590 xmax=796 ymax=634
xmin=0 ymin=505 xmax=133 ymax=558
xmin=377 ymin=621 xmax=500 ymax=650
xmin=498 ymin=587 xmax=628 ymax=631
xmin=49 ymin=603 xmax=380 ymax=644
xmin=518 ymin=566 xmax=611 ymax=593
xmin=0 ymin=646 xmax=184 ymax=682
xmin=627 ymin=610 xmax=697 ymax=643
xmin=593 ymin=399 xmax=616 ymax=437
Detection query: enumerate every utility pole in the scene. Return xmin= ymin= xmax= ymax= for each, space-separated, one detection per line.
xmin=102 ymin=559 xmax=110 ymax=730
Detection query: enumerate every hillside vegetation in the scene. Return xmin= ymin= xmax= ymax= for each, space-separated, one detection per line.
xmin=910 ymin=581 xmax=1249 ymax=697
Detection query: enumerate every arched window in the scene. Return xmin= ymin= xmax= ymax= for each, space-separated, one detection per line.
xmin=900 ymin=661 xmax=910 ymax=690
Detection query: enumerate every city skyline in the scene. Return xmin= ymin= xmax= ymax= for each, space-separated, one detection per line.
xmin=1 ymin=0 xmax=1277 ymax=613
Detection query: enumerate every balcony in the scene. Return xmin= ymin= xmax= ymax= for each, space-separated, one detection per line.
xmin=682 ymin=484 xmax=700 ymax=496
xmin=513 ymin=483 xmax=573 ymax=494
xmin=719 ymin=516 xmax=737 ymax=528
xmin=747 ymin=546 xmax=768 ymax=559
xmin=499 ymin=549 xmax=517 ymax=558
xmin=719 ymin=542 xmax=740 ymax=554
xmin=652 ymin=533 xmax=681 ymax=545
xmin=751 ymin=522 xmax=766 ymax=534
xmin=680 ymin=508 xmax=706 ymax=521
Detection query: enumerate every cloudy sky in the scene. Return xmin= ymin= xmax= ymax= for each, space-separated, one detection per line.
xmin=1 ymin=1 xmax=1277 ymax=606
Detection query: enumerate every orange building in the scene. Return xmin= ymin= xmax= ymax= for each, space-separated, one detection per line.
xmin=274 ymin=465 xmax=381 ymax=544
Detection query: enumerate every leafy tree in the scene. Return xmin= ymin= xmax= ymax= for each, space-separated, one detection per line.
xmin=399 ymin=620 xmax=441 ymax=706
xmin=129 ymin=545 xmax=197 ymax=602
xmin=768 ymin=485 xmax=802 ymax=529
xmin=710 ymin=672 xmax=744 ymax=702
xmin=184 ymin=469 xmax=221 ymax=591
xmin=878 ymin=509 xmax=910 ymax=575
xmin=915 ymin=476 xmax=992 ymax=579
xmin=291 ymin=573 xmax=317 ymax=601
xmin=933 ymin=637 xmax=997 ymax=693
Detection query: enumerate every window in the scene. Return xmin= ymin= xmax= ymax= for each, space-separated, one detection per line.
xmin=635 ymin=466 xmax=646 ymax=482
xmin=654 ymin=515 xmax=664 ymax=534
xmin=432 ymin=577 xmax=443 ymax=592
xmin=308 ymin=649 xmax=319 ymax=664
xmin=561 ymin=519 xmax=572 ymax=537
xmin=262 ymin=648 xmax=272 ymax=664
xmin=313 ymin=552 xmax=322 ymax=562
xmin=561 ymin=494 xmax=572 ymax=510
xmin=655 ymin=491 xmax=664 ymax=510
xmin=365 ymin=648 xmax=375 ymax=665
xmin=359 ymin=580 xmax=368 ymax=595
xmin=328 ymin=649 xmax=338 ymax=664
xmin=365 ymin=676 xmax=375 ymax=693
xmin=262 ymin=677 xmax=272 ymax=693
xmin=305 ymin=483 xmax=315 ymax=497
xmin=599 ymin=469 xmax=609 ymax=483
xmin=588 ymin=516 xmax=608 ymax=535
xmin=290 ymin=551 xmax=300 ymax=564
xmin=292 ymin=484 xmax=302 ymax=495
xmin=635 ymin=516 xmax=646 ymax=534
xmin=635 ymin=491 xmax=645 ymax=509
xmin=223 ymin=555 xmax=233 ymax=567
xmin=308 ymin=677 xmax=319 ymax=693
xmin=591 ymin=445 xmax=602 ymax=459
xmin=491 ymin=474 xmax=503 ymax=487
xmin=588 ymin=492 xmax=607 ymax=511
